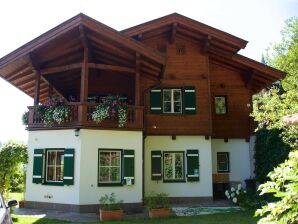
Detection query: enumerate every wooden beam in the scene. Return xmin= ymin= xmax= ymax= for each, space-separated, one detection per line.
xmin=135 ymin=53 xmax=141 ymax=106
xmin=80 ymin=47 xmax=89 ymax=103
xmin=40 ymin=63 xmax=82 ymax=75
xmin=29 ymin=53 xmax=41 ymax=105
xmin=140 ymin=60 xmax=160 ymax=73
xmin=203 ymin=35 xmax=211 ymax=54
xmin=245 ymin=69 xmax=256 ymax=88
xmin=8 ymin=69 xmax=32 ymax=82
xmin=89 ymin=63 xmax=135 ymax=73
xmin=5 ymin=64 xmax=29 ymax=80
xmin=170 ymin=23 xmax=178 ymax=44
xmin=137 ymin=33 xmax=143 ymax=41
xmin=87 ymin=33 xmax=135 ymax=60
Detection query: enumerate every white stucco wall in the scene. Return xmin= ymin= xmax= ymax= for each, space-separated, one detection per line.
xmin=26 ymin=130 xmax=81 ymax=204
xmin=26 ymin=129 xmax=143 ymax=205
xmin=144 ymin=136 xmax=213 ymax=197
xmin=211 ymin=139 xmax=251 ymax=184
xmin=79 ymin=130 xmax=143 ymax=204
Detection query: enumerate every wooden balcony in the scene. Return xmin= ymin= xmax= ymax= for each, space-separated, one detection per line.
xmin=27 ymin=103 xmax=144 ymax=130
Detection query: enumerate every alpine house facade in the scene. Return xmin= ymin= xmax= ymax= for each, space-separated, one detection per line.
xmin=0 ymin=13 xmax=284 ymax=212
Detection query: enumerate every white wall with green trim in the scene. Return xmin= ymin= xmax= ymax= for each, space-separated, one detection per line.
xmin=144 ymin=136 xmax=213 ymax=197
xmin=79 ymin=130 xmax=143 ymax=204
xmin=211 ymin=139 xmax=251 ymax=184
xmin=26 ymin=130 xmax=81 ymax=204
xmin=26 ymin=129 xmax=143 ymax=205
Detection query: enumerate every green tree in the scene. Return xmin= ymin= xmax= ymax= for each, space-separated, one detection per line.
xmin=252 ymin=17 xmax=298 ymax=148
xmin=0 ymin=141 xmax=28 ymax=196
xmin=255 ymin=150 xmax=298 ymax=223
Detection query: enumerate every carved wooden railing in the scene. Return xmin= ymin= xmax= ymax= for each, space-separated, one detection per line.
xmin=27 ymin=103 xmax=144 ymax=130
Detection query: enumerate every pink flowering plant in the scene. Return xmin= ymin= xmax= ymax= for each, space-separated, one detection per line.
xmin=92 ymin=94 xmax=128 ymax=127
xmin=35 ymin=97 xmax=70 ymax=127
xmin=225 ymin=183 xmax=246 ymax=204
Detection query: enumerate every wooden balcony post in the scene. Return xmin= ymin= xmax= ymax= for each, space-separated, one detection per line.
xmin=33 ymin=71 xmax=41 ymax=105
xmin=28 ymin=107 xmax=34 ymax=125
xmin=79 ymin=46 xmax=89 ymax=123
xmin=135 ymin=53 xmax=141 ymax=106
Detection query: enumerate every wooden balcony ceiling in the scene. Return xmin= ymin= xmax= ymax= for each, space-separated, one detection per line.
xmin=122 ymin=13 xmax=285 ymax=93
xmin=0 ymin=13 xmax=166 ymax=103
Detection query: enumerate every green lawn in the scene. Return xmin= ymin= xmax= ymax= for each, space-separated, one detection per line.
xmin=8 ymin=192 xmax=24 ymax=201
xmin=12 ymin=211 xmax=258 ymax=224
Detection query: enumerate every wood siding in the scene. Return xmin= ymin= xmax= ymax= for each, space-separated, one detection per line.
xmin=142 ymin=37 xmax=212 ymax=136
xmin=141 ymin=36 xmax=252 ymax=138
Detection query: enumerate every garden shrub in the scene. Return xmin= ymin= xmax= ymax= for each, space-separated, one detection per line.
xmin=255 ymin=129 xmax=291 ymax=183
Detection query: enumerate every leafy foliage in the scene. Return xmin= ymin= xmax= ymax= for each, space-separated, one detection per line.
xmin=255 ymin=150 xmax=298 ymax=224
xmin=99 ymin=193 xmax=123 ymax=211
xmin=91 ymin=94 xmax=128 ymax=127
xmin=144 ymin=192 xmax=170 ymax=209
xmin=0 ymin=141 xmax=28 ymax=196
xmin=254 ymin=129 xmax=291 ymax=183
xmin=251 ymin=17 xmax=298 ymax=148
xmin=21 ymin=111 xmax=29 ymax=126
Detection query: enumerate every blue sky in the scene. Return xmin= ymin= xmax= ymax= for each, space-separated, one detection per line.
xmin=0 ymin=0 xmax=297 ymax=143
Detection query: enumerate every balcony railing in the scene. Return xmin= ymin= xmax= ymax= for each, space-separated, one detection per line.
xmin=27 ymin=103 xmax=144 ymax=130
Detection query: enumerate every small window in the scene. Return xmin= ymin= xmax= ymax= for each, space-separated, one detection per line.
xmin=217 ymin=152 xmax=230 ymax=173
xmin=46 ymin=150 xmax=64 ymax=182
xmin=98 ymin=150 xmax=121 ymax=184
xmin=163 ymin=89 xmax=182 ymax=114
xmin=215 ymin=96 xmax=227 ymax=114
xmin=163 ymin=151 xmax=185 ymax=181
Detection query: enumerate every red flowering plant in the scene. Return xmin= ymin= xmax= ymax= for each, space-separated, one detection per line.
xmin=34 ymin=97 xmax=70 ymax=127
xmin=92 ymin=94 xmax=128 ymax=127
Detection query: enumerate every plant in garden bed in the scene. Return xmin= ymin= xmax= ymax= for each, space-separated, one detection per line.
xmin=92 ymin=94 xmax=128 ymax=127
xmin=225 ymin=183 xmax=246 ymax=205
xmin=99 ymin=193 xmax=123 ymax=221
xmin=144 ymin=192 xmax=171 ymax=218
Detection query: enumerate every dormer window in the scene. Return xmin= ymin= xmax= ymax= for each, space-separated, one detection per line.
xmin=163 ymin=89 xmax=182 ymax=114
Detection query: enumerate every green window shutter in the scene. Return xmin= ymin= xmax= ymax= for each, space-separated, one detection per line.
xmin=123 ymin=150 xmax=135 ymax=185
xmin=150 ymin=89 xmax=162 ymax=114
xmin=184 ymin=86 xmax=196 ymax=114
xmin=64 ymin=148 xmax=75 ymax=185
xmin=32 ymin=149 xmax=44 ymax=184
xmin=186 ymin=149 xmax=200 ymax=181
xmin=151 ymin=151 xmax=162 ymax=180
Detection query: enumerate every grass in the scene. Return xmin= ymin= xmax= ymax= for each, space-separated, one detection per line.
xmin=11 ymin=211 xmax=258 ymax=224
xmin=11 ymin=214 xmax=70 ymax=224
xmin=8 ymin=192 xmax=24 ymax=201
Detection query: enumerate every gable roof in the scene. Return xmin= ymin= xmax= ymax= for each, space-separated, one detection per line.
xmin=122 ymin=13 xmax=248 ymax=53
xmin=0 ymin=13 xmax=166 ymax=102
xmin=0 ymin=13 xmax=166 ymax=68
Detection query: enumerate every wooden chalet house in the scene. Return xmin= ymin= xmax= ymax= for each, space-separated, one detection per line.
xmin=0 ymin=13 xmax=284 ymax=212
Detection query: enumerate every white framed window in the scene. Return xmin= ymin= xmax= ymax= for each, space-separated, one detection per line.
xmin=98 ymin=150 xmax=121 ymax=184
xmin=163 ymin=151 xmax=185 ymax=181
xmin=217 ymin=152 xmax=230 ymax=173
xmin=46 ymin=150 xmax=64 ymax=182
xmin=163 ymin=89 xmax=182 ymax=113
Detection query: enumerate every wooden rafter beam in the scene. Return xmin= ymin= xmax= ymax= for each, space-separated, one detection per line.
xmin=245 ymin=69 xmax=256 ymax=88
xmin=203 ymin=35 xmax=211 ymax=54
xmin=40 ymin=63 xmax=82 ymax=75
xmin=170 ymin=23 xmax=178 ymax=44
xmin=87 ymin=33 xmax=135 ymax=60
xmin=28 ymin=53 xmax=66 ymax=102
xmin=89 ymin=63 xmax=135 ymax=73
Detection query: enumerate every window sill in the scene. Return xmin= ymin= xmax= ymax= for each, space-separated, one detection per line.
xmin=42 ymin=182 xmax=64 ymax=186
xmin=163 ymin=180 xmax=186 ymax=183
xmin=98 ymin=183 xmax=123 ymax=187
xmin=217 ymin=171 xmax=230 ymax=174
